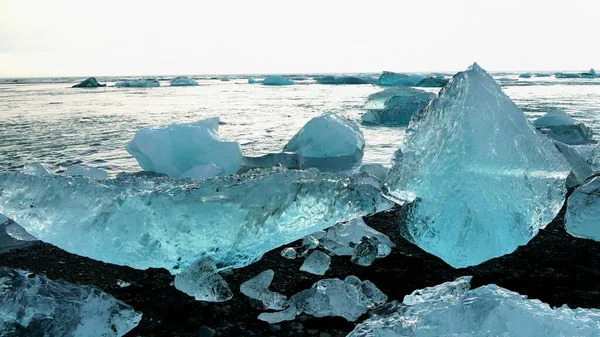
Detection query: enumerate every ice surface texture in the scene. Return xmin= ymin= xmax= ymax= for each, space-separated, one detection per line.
xmin=284 ymin=112 xmax=364 ymax=170
xmin=589 ymin=142 xmax=600 ymax=166
xmin=566 ymin=176 xmax=600 ymax=241
xmin=262 ymin=75 xmax=294 ymax=86
xmin=385 ymin=63 xmax=570 ymax=268
xmin=126 ymin=117 xmax=241 ymax=179
xmin=554 ymin=142 xmax=593 ymax=188
xmin=534 ymin=109 xmax=593 ymax=145
xmin=65 ymin=165 xmax=109 ymax=180
xmin=170 ymin=76 xmax=198 ymax=86
xmin=348 ymin=276 xmax=600 ymax=337
xmin=0 ymin=267 xmax=141 ymax=337
xmin=377 ymin=71 xmax=425 ymax=86
xmin=0 ymin=168 xmax=389 ymax=272
xmin=114 ymin=79 xmax=160 ymax=87
xmin=361 ymin=87 xmax=434 ymax=126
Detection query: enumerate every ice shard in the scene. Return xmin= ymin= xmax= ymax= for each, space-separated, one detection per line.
xmin=554 ymin=141 xmax=593 ymax=188
xmin=350 ymin=236 xmax=379 ymax=266
xmin=0 ymin=168 xmax=389 ymax=272
xmin=385 ymin=63 xmax=570 ymax=268
xmin=240 ymin=269 xmax=287 ymax=310
xmin=348 ymin=276 xmax=600 ymax=337
xmin=361 ymin=87 xmax=434 ymax=126
xmin=174 ymin=257 xmax=233 ymax=302
xmin=0 ymin=267 xmax=141 ymax=337
xmin=533 ymin=108 xmax=593 ymax=145
xmin=126 ymin=117 xmax=242 ymax=178
xmin=565 ymin=176 xmax=600 ymax=241
xmin=358 ymin=164 xmax=388 ymax=182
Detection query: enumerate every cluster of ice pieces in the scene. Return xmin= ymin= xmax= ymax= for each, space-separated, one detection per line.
xmin=385 ymin=63 xmax=570 ymax=268
xmin=0 ymin=267 xmax=141 ymax=336
xmin=348 ymin=276 xmax=600 ymax=337
xmin=170 ymin=76 xmax=198 ymax=86
xmin=263 ymin=75 xmax=294 ymax=86
xmin=555 ymin=68 xmax=597 ymax=79
xmin=126 ymin=117 xmax=241 ymax=179
xmin=257 ymin=275 xmax=387 ymax=323
xmin=566 ymin=176 xmax=600 ymax=241
xmin=0 ymin=168 xmax=390 ymax=278
xmin=534 ymin=108 xmax=594 ymax=145
xmin=361 ymin=87 xmax=434 ymax=126
xmin=114 ymin=79 xmax=160 ymax=88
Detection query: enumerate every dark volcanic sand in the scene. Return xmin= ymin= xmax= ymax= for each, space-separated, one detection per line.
xmin=1 ymin=203 xmax=599 ymax=337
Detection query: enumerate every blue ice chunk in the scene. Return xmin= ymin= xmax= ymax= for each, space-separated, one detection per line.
xmin=377 ymin=71 xmax=426 ymax=86
xmin=589 ymin=142 xmax=600 ymax=167
xmin=359 ymin=164 xmax=388 ymax=182
xmin=566 ymin=176 xmax=600 ymax=241
xmin=554 ymin=141 xmax=593 ymax=188
xmin=240 ymin=269 xmax=287 ymax=310
xmin=114 ymin=79 xmax=160 ymax=87
xmin=170 ymin=76 xmax=198 ymax=86
xmin=348 ymin=276 xmax=600 ymax=337
xmin=534 ymin=109 xmax=593 ymax=145
xmin=385 ymin=63 xmax=570 ymax=268
xmin=414 ymin=76 xmax=448 ymax=87
xmin=300 ymin=250 xmax=331 ymax=275
xmin=519 ymin=73 xmax=533 ymax=78
xmin=284 ymin=112 xmax=364 ymax=170
xmin=126 ymin=117 xmax=242 ymax=178
xmin=534 ymin=108 xmax=576 ymax=127
xmin=23 ymin=162 xmax=52 ymax=176
xmin=0 ymin=168 xmax=390 ymax=273
xmin=262 ymin=75 xmax=294 ymax=86
xmin=362 ymin=87 xmax=434 ymax=126
xmin=248 ymin=77 xmax=262 ymax=84
xmin=315 ymin=75 xmax=375 ymax=85
xmin=173 ymin=257 xmax=232 ymax=302
xmin=0 ymin=267 xmax=141 ymax=336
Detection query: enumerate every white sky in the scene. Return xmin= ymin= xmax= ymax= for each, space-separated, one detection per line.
xmin=0 ymin=0 xmax=598 ymax=77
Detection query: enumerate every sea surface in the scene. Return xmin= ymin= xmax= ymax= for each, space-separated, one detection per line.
xmin=1 ymin=73 xmax=599 ymax=175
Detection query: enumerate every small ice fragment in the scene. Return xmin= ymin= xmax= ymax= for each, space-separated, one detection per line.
xmin=117 ymin=280 xmax=132 ymax=288
xmin=258 ymin=305 xmax=298 ymax=323
xmin=174 ymin=257 xmax=233 ymax=302
xmin=281 ymin=247 xmax=298 ymax=260
xmin=300 ymin=250 xmax=331 ymax=275
xmin=351 ymin=236 xmax=379 ymax=267
xmin=240 ymin=269 xmax=287 ymax=310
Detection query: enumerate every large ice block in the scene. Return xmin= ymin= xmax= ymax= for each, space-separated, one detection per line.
xmin=348 ymin=276 xmax=600 ymax=337
xmin=126 ymin=117 xmax=242 ymax=178
xmin=0 ymin=168 xmax=389 ymax=272
xmin=385 ymin=63 xmax=570 ymax=268
xmin=565 ymin=176 xmax=600 ymax=241
xmin=534 ymin=109 xmax=593 ymax=145
xmin=0 ymin=267 xmax=141 ymax=337
xmin=361 ymin=87 xmax=434 ymax=126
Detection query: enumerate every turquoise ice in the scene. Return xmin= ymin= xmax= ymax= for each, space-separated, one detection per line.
xmin=566 ymin=176 xmax=600 ymax=241
xmin=170 ymin=76 xmax=198 ymax=86
xmin=361 ymin=87 xmax=434 ymax=126
xmin=262 ymin=75 xmax=294 ymax=86
xmin=377 ymin=71 xmax=425 ymax=86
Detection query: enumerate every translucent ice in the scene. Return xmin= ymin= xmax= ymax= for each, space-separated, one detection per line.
xmin=174 ymin=257 xmax=233 ymax=302
xmin=565 ymin=177 xmax=600 ymax=241
xmin=377 ymin=71 xmax=425 ymax=86
xmin=414 ymin=76 xmax=448 ymax=87
xmin=284 ymin=112 xmax=364 ymax=170
xmin=126 ymin=117 xmax=242 ymax=178
xmin=23 ymin=162 xmax=52 ymax=176
xmin=350 ymin=236 xmax=378 ymax=266
xmin=554 ymin=141 xmax=593 ymax=188
xmin=114 ymin=79 xmax=160 ymax=87
xmin=534 ymin=108 xmax=593 ymax=145
xmin=588 ymin=142 xmax=600 ymax=166
xmin=262 ymin=75 xmax=294 ymax=86
xmin=321 ymin=218 xmax=394 ymax=257
xmin=240 ymin=269 xmax=287 ymax=310
xmin=0 ymin=213 xmax=6 ymax=224
xmin=348 ymin=276 xmax=600 ymax=337
xmin=248 ymin=77 xmax=262 ymax=84
xmin=0 ymin=267 xmax=141 ymax=336
xmin=315 ymin=75 xmax=374 ymax=85
xmin=359 ymin=164 xmax=388 ymax=182
xmin=170 ymin=76 xmax=198 ymax=86
xmin=258 ymin=305 xmax=298 ymax=324
xmin=280 ymin=247 xmax=297 ymax=259
xmin=362 ymin=87 xmax=434 ymax=126
xmin=300 ymin=250 xmax=331 ymax=275
xmin=385 ymin=63 xmax=570 ymax=268
xmin=65 ymin=165 xmax=109 ymax=180
xmin=0 ymin=168 xmax=388 ymax=272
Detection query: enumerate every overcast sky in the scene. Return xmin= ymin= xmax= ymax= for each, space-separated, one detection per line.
xmin=0 ymin=0 xmax=598 ymax=77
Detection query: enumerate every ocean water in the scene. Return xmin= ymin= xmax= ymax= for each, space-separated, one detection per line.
xmin=0 ymin=74 xmax=599 ymax=175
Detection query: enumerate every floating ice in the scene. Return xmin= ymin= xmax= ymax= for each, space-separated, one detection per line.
xmin=170 ymin=76 xmax=198 ymax=86
xmin=359 ymin=164 xmax=388 ymax=182
xmin=65 ymin=165 xmax=109 ymax=180
xmin=72 ymin=77 xmax=106 ymax=88
xmin=114 ymin=79 xmax=160 ymax=87
xmin=174 ymin=257 xmax=233 ymax=302
xmin=385 ymin=63 xmax=570 ymax=268
xmin=377 ymin=71 xmax=425 ymax=86
xmin=534 ymin=108 xmax=575 ymax=127
xmin=260 ymin=276 xmax=387 ymax=323
xmin=565 ymin=176 xmax=600 ymax=241
xmin=362 ymin=87 xmax=434 ymax=126
xmin=284 ymin=112 xmax=364 ymax=170
xmin=348 ymin=276 xmax=600 ymax=337
xmin=321 ymin=218 xmax=394 ymax=257
xmin=588 ymin=142 xmax=600 ymax=167
xmin=126 ymin=117 xmax=242 ymax=178
xmin=519 ymin=73 xmax=533 ymax=78
xmin=262 ymin=75 xmax=294 ymax=86
xmin=315 ymin=75 xmax=374 ymax=85
xmin=533 ymin=109 xmax=593 ymax=145
xmin=248 ymin=77 xmax=262 ymax=84
xmin=0 ymin=168 xmax=389 ymax=272
xmin=0 ymin=267 xmax=141 ymax=336
xmin=23 ymin=162 xmax=52 ymax=176
xmin=554 ymin=141 xmax=593 ymax=188
xmin=351 ymin=236 xmax=379 ymax=266
xmin=415 ymin=76 xmax=448 ymax=87
xmin=300 ymin=250 xmax=331 ymax=275
xmin=240 ymin=269 xmax=287 ymax=310
xmin=555 ymin=69 xmax=597 ymax=79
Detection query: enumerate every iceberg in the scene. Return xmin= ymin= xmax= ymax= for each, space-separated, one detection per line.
xmin=533 ymin=109 xmax=594 ymax=145
xmin=315 ymin=75 xmax=374 ymax=85
xmin=565 ymin=176 xmax=600 ymax=241
xmin=377 ymin=71 xmax=426 ymax=86
xmin=554 ymin=141 xmax=593 ymax=188
xmin=0 ymin=168 xmax=390 ymax=273
xmin=534 ymin=108 xmax=575 ymax=127
xmin=385 ymin=63 xmax=570 ymax=268
xmin=262 ymin=75 xmax=294 ymax=86
xmin=240 ymin=269 xmax=287 ymax=310
xmin=126 ymin=117 xmax=242 ymax=178
xmin=414 ymin=76 xmax=448 ymax=87
xmin=64 ymin=165 xmax=109 ymax=180
xmin=348 ymin=276 xmax=600 ymax=337
xmin=0 ymin=267 xmax=141 ymax=337
xmin=72 ymin=77 xmax=106 ymax=88
xmin=284 ymin=112 xmax=364 ymax=170
xmin=519 ymin=72 xmax=533 ymax=78
xmin=300 ymin=250 xmax=331 ymax=275
xmin=361 ymin=87 xmax=434 ymax=126
xmin=114 ymin=79 xmax=160 ymax=87
xmin=248 ymin=77 xmax=262 ymax=84
xmin=173 ymin=257 xmax=232 ymax=302
xmin=170 ymin=76 xmax=199 ymax=86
